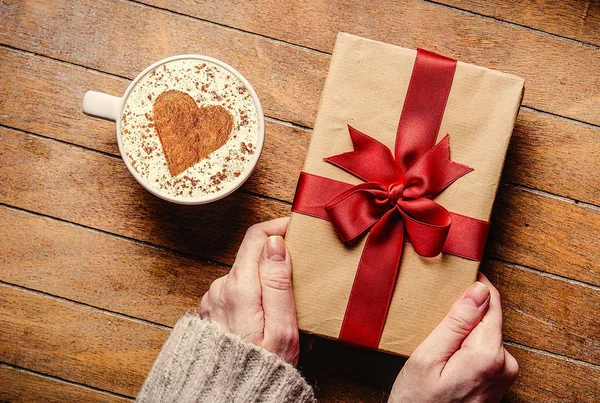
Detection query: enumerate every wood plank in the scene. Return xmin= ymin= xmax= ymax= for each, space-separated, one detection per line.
xmin=0 ymin=285 xmax=400 ymax=402
xmin=505 ymin=110 xmax=600 ymax=205
xmin=505 ymin=345 xmax=600 ymax=402
xmin=489 ymin=185 xmax=600 ymax=286
xmin=0 ymin=284 xmax=168 ymax=397
xmin=2 ymin=284 xmax=598 ymax=402
xmin=437 ymin=0 xmax=600 ymax=47
xmin=0 ymin=285 xmax=600 ymax=401
xmin=0 ymin=206 xmax=228 ymax=327
xmin=482 ymin=260 xmax=600 ymax=365
xmin=4 ymin=204 xmax=596 ymax=367
xmin=0 ymin=0 xmax=329 ymax=129
xmin=0 ymin=47 xmax=125 ymax=156
xmin=1 ymin=126 xmax=598 ymax=285
xmin=0 ymin=126 xmax=290 ymax=266
xmin=302 ymin=336 xmax=600 ymax=402
xmin=131 ymin=0 xmax=600 ymax=125
xmin=0 ymin=365 xmax=130 ymax=403
xmin=0 ymin=47 xmax=311 ymax=204
xmin=2 ymin=46 xmax=599 ymax=206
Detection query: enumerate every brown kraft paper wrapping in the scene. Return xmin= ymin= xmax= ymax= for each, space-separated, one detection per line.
xmin=286 ymin=33 xmax=524 ymax=357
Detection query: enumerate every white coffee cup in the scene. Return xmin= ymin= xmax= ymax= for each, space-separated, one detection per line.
xmin=82 ymin=55 xmax=265 ymax=205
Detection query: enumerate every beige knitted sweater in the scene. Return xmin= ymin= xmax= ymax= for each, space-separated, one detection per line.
xmin=136 ymin=315 xmax=316 ymax=402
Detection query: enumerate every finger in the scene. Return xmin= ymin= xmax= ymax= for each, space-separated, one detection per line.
xmin=230 ymin=217 xmax=290 ymax=279
xmin=463 ymin=273 xmax=504 ymax=350
xmin=412 ymin=280 xmax=491 ymax=366
xmin=503 ymin=348 xmax=519 ymax=381
xmin=259 ymin=235 xmax=299 ymax=364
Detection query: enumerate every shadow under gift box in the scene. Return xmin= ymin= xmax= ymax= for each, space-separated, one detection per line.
xmin=286 ymin=33 xmax=524 ymax=357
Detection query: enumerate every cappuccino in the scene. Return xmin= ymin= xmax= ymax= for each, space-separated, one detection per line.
xmin=119 ymin=59 xmax=260 ymax=199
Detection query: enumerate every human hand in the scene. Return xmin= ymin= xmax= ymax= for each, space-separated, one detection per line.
xmin=389 ymin=273 xmax=518 ymax=403
xmin=199 ymin=217 xmax=300 ymax=366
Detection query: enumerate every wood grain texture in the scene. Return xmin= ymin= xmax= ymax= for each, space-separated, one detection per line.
xmin=482 ymin=261 xmax=600 ymax=365
xmin=0 ymin=285 xmax=400 ymax=402
xmin=134 ymin=0 xmax=600 ymax=125
xmin=0 ymin=206 xmax=228 ymax=327
xmin=505 ymin=345 xmax=600 ymax=402
xmin=0 ymin=47 xmax=311 ymax=203
xmin=2 ymin=46 xmax=599 ymax=207
xmin=0 ymin=284 xmax=168 ymax=397
xmin=0 ymin=365 xmax=130 ymax=403
xmin=0 ymin=126 xmax=290 ymax=266
xmin=0 ymin=47 xmax=125 ymax=155
xmin=0 ymin=0 xmax=329 ymax=129
xmin=2 ymin=284 xmax=598 ymax=402
xmin=3 ymin=203 xmax=596 ymax=369
xmin=1 ymin=126 xmax=597 ymax=285
xmin=1 ymin=1 xmax=599 ymax=400
xmin=489 ymin=185 xmax=600 ymax=286
xmin=504 ymin=110 xmax=600 ymax=205
xmin=438 ymin=0 xmax=600 ymax=46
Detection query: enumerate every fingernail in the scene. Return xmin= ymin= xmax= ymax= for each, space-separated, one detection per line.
xmin=265 ymin=235 xmax=286 ymax=261
xmin=463 ymin=281 xmax=490 ymax=307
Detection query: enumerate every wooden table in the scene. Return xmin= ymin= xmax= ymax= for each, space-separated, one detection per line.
xmin=1 ymin=0 xmax=599 ymax=401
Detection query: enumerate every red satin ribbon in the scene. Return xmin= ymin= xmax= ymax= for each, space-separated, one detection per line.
xmin=291 ymin=49 xmax=490 ymax=349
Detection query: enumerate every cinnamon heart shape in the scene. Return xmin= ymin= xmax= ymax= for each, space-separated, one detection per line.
xmin=153 ymin=90 xmax=234 ymax=176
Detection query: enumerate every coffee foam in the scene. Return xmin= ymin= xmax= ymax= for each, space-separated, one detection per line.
xmin=120 ymin=59 xmax=259 ymax=198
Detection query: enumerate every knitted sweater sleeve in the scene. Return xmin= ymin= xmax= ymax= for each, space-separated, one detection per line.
xmin=136 ymin=314 xmax=316 ymax=403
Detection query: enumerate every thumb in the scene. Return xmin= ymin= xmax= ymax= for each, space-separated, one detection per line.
xmin=412 ymin=281 xmax=490 ymax=366
xmin=258 ymin=236 xmax=299 ymax=360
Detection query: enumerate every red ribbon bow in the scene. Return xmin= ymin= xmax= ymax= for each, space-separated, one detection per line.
xmin=292 ymin=49 xmax=491 ymax=349
xmin=325 ymin=126 xmax=473 ymax=258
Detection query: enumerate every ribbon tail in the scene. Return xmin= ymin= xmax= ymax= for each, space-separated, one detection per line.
xmin=326 ymin=125 xmax=401 ymax=185
xmin=338 ymin=209 xmax=405 ymax=349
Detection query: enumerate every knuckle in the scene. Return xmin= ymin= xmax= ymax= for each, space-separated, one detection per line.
xmin=222 ymin=275 xmax=261 ymax=307
xmin=222 ymin=281 xmax=242 ymax=305
xmin=246 ymin=223 xmax=264 ymax=238
xmin=505 ymin=351 xmax=520 ymax=379
xmin=445 ymin=311 xmax=474 ymax=337
xmin=261 ymin=266 xmax=292 ymax=291
xmin=208 ymin=277 xmax=223 ymax=296
xmin=262 ymin=274 xmax=292 ymax=291
xmin=199 ymin=291 xmax=214 ymax=319
xmin=479 ymin=348 xmax=506 ymax=375
xmin=405 ymin=350 xmax=433 ymax=372
xmin=271 ymin=326 xmax=299 ymax=348
xmin=281 ymin=327 xmax=299 ymax=345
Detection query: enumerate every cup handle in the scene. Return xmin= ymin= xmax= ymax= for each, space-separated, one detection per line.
xmin=82 ymin=91 xmax=122 ymax=121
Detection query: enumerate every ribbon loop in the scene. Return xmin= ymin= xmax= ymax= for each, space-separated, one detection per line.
xmin=397 ymin=198 xmax=452 ymax=257
xmin=324 ymin=182 xmax=389 ymax=243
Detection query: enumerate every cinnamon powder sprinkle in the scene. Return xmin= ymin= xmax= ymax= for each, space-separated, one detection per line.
xmin=120 ymin=59 xmax=259 ymax=199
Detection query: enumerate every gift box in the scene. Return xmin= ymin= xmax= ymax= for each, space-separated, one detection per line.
xmin=286 ymin=33 xmax=524 ymax=356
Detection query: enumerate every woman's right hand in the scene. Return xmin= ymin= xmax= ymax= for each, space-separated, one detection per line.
xmin=388 ymin=273 xmax=518 ymax=403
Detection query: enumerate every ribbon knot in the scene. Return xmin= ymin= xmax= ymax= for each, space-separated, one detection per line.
xmin=387 ymin=182 xmax=404 ymax=206
xmin=324 ymin=125 xmax=473 ymax=258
